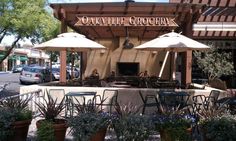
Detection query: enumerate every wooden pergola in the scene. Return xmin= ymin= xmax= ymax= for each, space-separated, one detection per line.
xmin=50 ymin=1 xmax=206 ymax=84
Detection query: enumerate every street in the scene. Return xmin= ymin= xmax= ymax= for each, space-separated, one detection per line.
xmin=0 ymin=72 xmax=23 ymax=97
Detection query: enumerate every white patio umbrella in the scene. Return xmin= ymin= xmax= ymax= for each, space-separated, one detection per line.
xmin=134 ymin=31 xmax=210 ymax=80
xmin=34 ymin=32 xmax=106 ymax=83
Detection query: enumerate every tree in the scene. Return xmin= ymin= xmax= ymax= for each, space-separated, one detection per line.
xmin=0 ymin=0 xmax=59 ymax=64
xmin=193 ymin=47 xmax=234 ymax=81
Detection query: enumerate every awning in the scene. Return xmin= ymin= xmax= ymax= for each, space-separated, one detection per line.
xmin=20 ymin=56 xmax=28 ymax=61
xmin=0 ymin=54 xmax=5 ymax=59
xmin=8 ymin=55 xmax=17 ymax=60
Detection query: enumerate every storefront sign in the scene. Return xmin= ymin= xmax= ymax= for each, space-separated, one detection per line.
xmin=75 ymin=16 xmax=178 ymax=27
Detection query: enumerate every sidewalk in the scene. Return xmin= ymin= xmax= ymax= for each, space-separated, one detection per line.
xmin=0 ymin=71 xmax=10 ymax=74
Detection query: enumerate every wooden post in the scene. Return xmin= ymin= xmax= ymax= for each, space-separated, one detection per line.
xmin=182 ymin=11 xmax=193 ymax=86
xmin=60 ymin=18 xmax=67 ymax=83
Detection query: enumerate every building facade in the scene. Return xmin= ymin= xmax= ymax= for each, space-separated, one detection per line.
xmin=50 ymin=0 xmax=235 ymax=87
xmin=0 ymin=45 xmax=50 ymax=71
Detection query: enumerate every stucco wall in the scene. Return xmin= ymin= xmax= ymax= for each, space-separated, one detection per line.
xmin=84 ymin=37 xmax=172 ymax=80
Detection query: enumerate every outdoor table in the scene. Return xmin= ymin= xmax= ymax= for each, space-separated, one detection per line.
xmin=65 ymin=91 xmax=97 ymax=117
xmin=155 ymin=81 xmax=178 ymax=88
xmin=158 ymin=91 xmax=190 ymax=109
xmin=110 ymin=81 xmax=131 ymax=88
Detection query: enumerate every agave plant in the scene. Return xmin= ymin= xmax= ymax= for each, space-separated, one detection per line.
xmin=0 ymin=96 xmax=33 ymax=121
xmin=111 ymin=103 xmax=152 ymax=141
xmin=0 ymin=96 xmax=33 ymax=140
xmin=68 ymin=96 xmax=110 ymax=141
xmin=36 ymin=92 xmax=65 ymax=122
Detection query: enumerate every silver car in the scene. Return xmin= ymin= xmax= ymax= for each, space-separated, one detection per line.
xmin=19 ymin=66 xmax=51 ymax=84
xmin=52 ymin=67 xmax=71 ymax=80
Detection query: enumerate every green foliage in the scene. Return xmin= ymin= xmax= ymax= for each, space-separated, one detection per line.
xmin=194 ymin=47 xmax=234 ymax=80
xmin=200 ymin=114 xmax=236 ymax=141
xmin=0 ymin=96 xmax=32 ymax=140
xmin=69 ymin=112 xmax=110 ymax=141
xmin=153 ymin=105 xmax=192 ymax=141
xmin=112 ymin=103 xmax=152 ymax=141
xmin=36 ymin=92 xmax=65 ymax=122
xmin=68 ymin=96 xmax=110 ymax=141
xmin=37 ymin=120 xmax=55 ymax=141
xmin=0 ymin=0 xmax=59 ymax=63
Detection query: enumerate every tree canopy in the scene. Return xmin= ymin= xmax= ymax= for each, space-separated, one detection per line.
xmin=193 ymin=47 xmax=235 ymax=81
xmin=0 ymin=0 xmax=59 ymax=64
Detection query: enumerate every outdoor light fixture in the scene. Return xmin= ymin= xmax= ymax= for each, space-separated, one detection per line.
xmin=123 ymin=27 xmax=134 ymax=49
xmin=100 ymin=49 xmax=106 ymax=54
xmin=152 ymin=51 xmax=158 ymax=54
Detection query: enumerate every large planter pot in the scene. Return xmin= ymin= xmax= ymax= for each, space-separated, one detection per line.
xmin=90 ymin=128 xmax=107 ymax=141
xmin=36 ymin=119 xmax=68 ymax=141
xmin=160 ymin=128 xmax=192 ymax=141
xmin=8 ymin=119 xmax=32 ymax=141
xmin=200 ymin=128 xmax=212 ymax=141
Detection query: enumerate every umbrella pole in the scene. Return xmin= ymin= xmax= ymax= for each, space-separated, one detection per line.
xmin=50 ymin=51 xmax=52 ymax=82
xmin=80 ymin=52 xmax=83 ymax=83
xmin=158 ymin=51 xmax=169 ymax=78
xmin=172 ymin=51 xmax=177 ymax=80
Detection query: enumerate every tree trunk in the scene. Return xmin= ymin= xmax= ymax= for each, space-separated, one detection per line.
xmin=0 ymin=36 xmax=21 ymax=64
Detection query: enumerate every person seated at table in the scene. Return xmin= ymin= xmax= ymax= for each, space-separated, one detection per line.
xmin=90 ymin=68 xmax=99 ymax=79
xmin=139 ymin=70 xmax=149 ymax=77
xmin=139 ymin=70 xmax=150 ymax=88
xmin=106 ymin=70 xmax=116 ymax=82
xmin=143 ymin=70 xmax=149 ymax=77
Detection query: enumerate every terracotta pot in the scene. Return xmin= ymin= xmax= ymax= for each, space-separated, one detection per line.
xmin=90 ymin=128 xmax=107 ymax=141
xmin=36 ymin=119 xmax=68 ymax=141
xmin=160 ymin=130 xmax=172 ymax=141
xmin=160 ymin=128 xmax=192 ymax=141
xmin=8 ymin=119 xmax=32 ymax=141
xmin=200 ymin=128 xmax=212 ymax=141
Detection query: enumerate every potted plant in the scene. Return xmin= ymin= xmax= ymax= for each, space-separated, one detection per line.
xmin=37 ymin=120 xmax=56 ymax=141
xmin=200 ymin=114 xmax=236 ymax=141
xmin=0 ymin=96 xmax=32 ymax=141
xmin=36 ymin=92 xmax=67 ymax=141
xmin=153 ymin=106 xmax=193 ymax=141
xmin=197 ymin=106 xmax=236 ymax=141
xmin=68 ymin=97 xmax=110 ymax=141
xmin=111 ymin=103 xmax=152 ymax=141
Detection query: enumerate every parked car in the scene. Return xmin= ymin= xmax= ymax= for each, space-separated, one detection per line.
xmin=19 ymin=66 xmax=51 ymax=84
xmin=12 ymin=65 xmax=26 ymax=73
xmin=51 ymin=67 xmax=71 ymax=80
xmin=66 ymin=66 xmax=80 ymax=78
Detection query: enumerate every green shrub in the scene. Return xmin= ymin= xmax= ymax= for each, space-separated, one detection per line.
xmin=37 ymin=120 xmax=55 ymax=141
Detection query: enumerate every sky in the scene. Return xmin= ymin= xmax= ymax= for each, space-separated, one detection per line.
xmin=2 ymin=0 xmax=169 ymax=46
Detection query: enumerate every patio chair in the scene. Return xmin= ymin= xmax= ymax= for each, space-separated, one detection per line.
xmin=47 ymin=89 xmax=66 ymax=116
xmin=139 ymin=90 xmax=160 ymax=114
xmin=96 ymin=89 xmax=118 ymax=113
xmin=48 ymin=89 xmax=65 ymax=104
xmin=192 ymin=90 xmax=220 ymax=112
xmin=205 ymin=90 xmax=220 ymax=109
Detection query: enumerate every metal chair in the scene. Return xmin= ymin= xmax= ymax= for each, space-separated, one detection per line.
xmin=205 ymin=90 xmax=220 ymax=109
xmin=47 ymin=89 xmax=66 ymax=117
xmin=65 ymin=91 xmax=96 ymax=117
xmin=96 ymin=89 xmax=118 ymax=113
xmin=192 ymin=90 xmax=220 ymax=112
xmin=48 ymin=89 xmax=65 ymax=103
xmin=139 ymin=90 xmax=160 ymax=114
